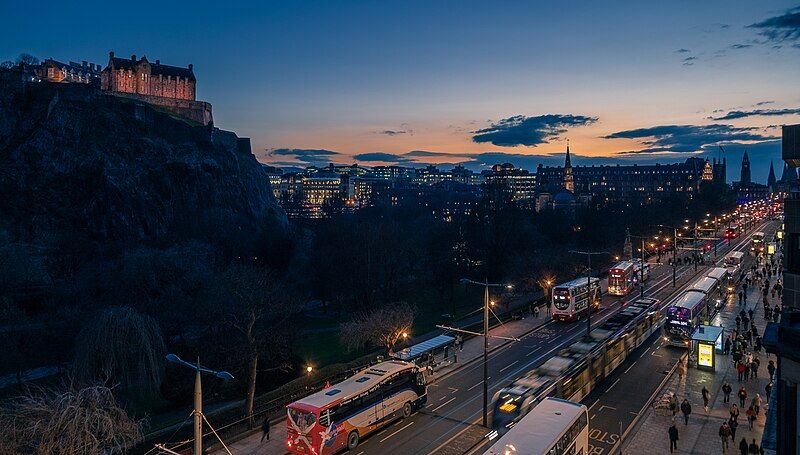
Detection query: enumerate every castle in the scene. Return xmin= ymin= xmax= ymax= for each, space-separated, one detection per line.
xmin=99 ymin=52 xmax=212 ymax=125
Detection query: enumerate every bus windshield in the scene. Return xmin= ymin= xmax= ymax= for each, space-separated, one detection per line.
xmin=553 ymin=289 xmax=570 ymax=310
xmin=287 ymin=407 xmax=317 ymax=433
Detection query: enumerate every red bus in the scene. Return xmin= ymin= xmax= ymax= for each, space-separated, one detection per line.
xmin=286 ymin=361 xmax=427 ymax=454
xmin=608 ymin=260 xmax=649 ymax=296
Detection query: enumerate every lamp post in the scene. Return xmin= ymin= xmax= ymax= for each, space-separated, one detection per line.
xmin=569 ymin=250 xmax=609 ymax=336
xmin=166 ymin=354 xmax=234 ymax=455
xmin=656 ymin=225 xmax=679 ymax=287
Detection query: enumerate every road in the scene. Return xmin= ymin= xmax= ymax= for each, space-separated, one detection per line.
xmin=339 ymin=225 xmax=763 ymax=455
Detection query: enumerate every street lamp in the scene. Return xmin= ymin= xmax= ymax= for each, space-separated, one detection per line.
xmin=166 ymin=354 xmax=234 ymax=455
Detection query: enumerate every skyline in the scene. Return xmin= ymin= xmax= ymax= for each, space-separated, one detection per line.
xmin=3 ymin=1 xmax=800 ymax=182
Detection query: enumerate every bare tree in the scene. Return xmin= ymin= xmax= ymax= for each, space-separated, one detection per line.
xmin=340 ymin=302 xmax=415 ymax=355
xmin=0 ymin=60 xmax=14 ymax=68
xmin=15 ymin=53 xmax=39 ymax=66
xmin=0 ymin=384 xmax=142 ymax=454
xmin=219 ymin=263 xmax=293 ymax=424
xmin=73 ymin=307 xmax=166 ymax=399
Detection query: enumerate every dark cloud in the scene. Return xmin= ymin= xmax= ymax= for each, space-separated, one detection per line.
xmin=675 ymin=48 xmax=691 ymax=53
xmin=266 ymin=148 xmax=340 ymax=166
xmin=710 ymin=108 xmax=800 ymax=120
xmin=748 ymin=7 xmax=800 ymax=42
xmin=755 ymin=101 xmax=775 ymax=106
xmin=603 ymin=124 xmax=776 ymax=154
xmin=352 ymin=152 xmax=415 ymax=164
xmin=730 ymin=43 xmax=752 ymax=49
xmin=375 ymin=123 xmax=413 ymax=136
xmin=471 ymin=114 xmax=598 ymax=147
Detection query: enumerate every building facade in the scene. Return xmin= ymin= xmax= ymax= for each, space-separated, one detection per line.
xmin=38 ymin=58 xmax=101 ymax=84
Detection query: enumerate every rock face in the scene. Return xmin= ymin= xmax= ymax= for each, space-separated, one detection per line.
xmin=0 ymin=82 xmax=287 ymax=257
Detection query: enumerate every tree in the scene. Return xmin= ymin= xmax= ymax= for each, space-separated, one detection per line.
xmin=339 ymin=302 xmax=415 ymax=355
xmin=73 ymin=307 xmax=166 ymax=401
xmin=218 ymin=263 xmax=294 ymax=424
xmin=15 ymin=53 xmax=39 ymax=66
xmin=0 ymin=384 xmax=142 ymax=454
xmin=0 ymin=60 xmax=14 ymax=68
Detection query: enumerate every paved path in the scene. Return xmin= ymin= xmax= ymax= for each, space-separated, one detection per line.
xmin=623 ymin=252 xmax=777 ymax=454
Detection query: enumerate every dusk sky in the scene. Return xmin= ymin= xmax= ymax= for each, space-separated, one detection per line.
xmin=3 ymin=1 xmax=799 ymax=182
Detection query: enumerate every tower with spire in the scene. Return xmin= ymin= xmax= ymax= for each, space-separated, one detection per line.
xmin=768 ymin=161 xmax=776 ymax=189
xmin=740 ymin=151 xmax=751 ymax=185
xmin=564 ymin=140 xmax=574 ymax=192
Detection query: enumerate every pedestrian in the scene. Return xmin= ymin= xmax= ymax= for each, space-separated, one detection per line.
xmin=725 ymin=337 xmax=732 ymax=355
xmin=746 ymin=405 xmax=756 ymax=430
xmin=723 ymin=381 xmax=733 ymax=403
xmin=702 ymin=386 xmax=711 ymax=412
xmin=680 ymin=398 xmax=692 ymax=425
xmin=754 ymin=336 xmax=762 ymax=353
xmin=751 ymin=360 xmax=759 ymax=379
xmin=669 ymin=422 xmax=679 ymax=453
xmin=739 ymin=437 xmax=749 ymax=455
xmin=719 ymin=421 xmax=731 ymax=452
xmin=738 ymin=290 xmax=744 ymax=306
xmin=748 ymin=308 xmax=754 ymax=321
xmin=748 ymin=438 xmax=759 ymax=454
xmin=677 ymin=362 xmax=687 ymax=382
xmin=260 ymin=415 xmax=271 ymax=442
xmin=765 ymin=382 xmax=772 ymax=399
xmin=743 ymin=315 xmax=750 ymax=332
xmin=669 ymin=394 xmax=678 ymax=416
xmin=738 ymin=387 xmax=748 ymax=408
xmin=737 ymin=362 xmax=746 ymax=382
xmin=753 ymin=393 xmax=762 ymax=415
xmin=729 ymin=416 xmax=739 ymax=441
xmin=735 ymin=316 xmax=742 ymax=330
xmin=767 ymin=360 xmax=775 ymax=379
xmin=744 ymin=363 xmax=750 ymax=381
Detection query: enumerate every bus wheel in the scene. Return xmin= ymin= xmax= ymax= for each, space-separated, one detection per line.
xmin=402 ymin=402 xmax=412 ymax=418
xmin=347 ymin=431 xmax=360 ymax=450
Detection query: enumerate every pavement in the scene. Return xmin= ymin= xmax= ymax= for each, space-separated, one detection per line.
xmin=622 ymin=232 xmax=777 ymax=454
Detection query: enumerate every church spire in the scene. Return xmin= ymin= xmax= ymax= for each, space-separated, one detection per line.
xmin=768 ymin=161 xmax=776 ymax=188
xmin=564 ymin=139 xmax=574 ymax=192
xmin=565 ymin=138 xmax=572 ymax=168
xmin=740 ymin=150 xmax=751 ymax=185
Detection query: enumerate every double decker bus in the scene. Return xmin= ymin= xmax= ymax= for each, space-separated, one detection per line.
xmin=608 ymin=261 xmax=635 ymax=296
xmin=485 ymin=398 xmax=589 ymax=455
xmin=663 ymin=290 xmax=709 ymax=347
xmin=551 ymin=277 xmax=601 ymax=322
xmin=751 ymin=231 xmax=766 ymax=255
xmin=286 ymin=361 xmax=426 ymax=454
xmin=492 ymin=298 xmax=660 ymax=432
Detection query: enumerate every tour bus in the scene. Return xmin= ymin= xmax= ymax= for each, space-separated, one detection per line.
xmin=688 ymin=275 xmax=724 ymax=309
xmin=492 ymin=298 xmax=660 ymax=432
xmin=485 ymin=398 xmax=589 ymax=455
xmin=286 ymin=361 xmax=426 ymax=454
xmin=663 ymin=290 xmax=709 ymax=347
xmin=551 ymin=277 xmax=601 ymax=322
xmin=724 ymin=251 xmax=745 ymax=273
xmin=608 ymin=260 xmax=650 ymax=296
xmin=705 ymin=266 xmax=732 ymax=295
xmin=751 ymin=231 xmax=766 ymax=255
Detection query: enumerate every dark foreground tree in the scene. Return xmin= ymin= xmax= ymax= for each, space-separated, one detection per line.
xmin=0 ymin=384 xmax=142 ymax=454
xmin=340 ymin=302 xmax=415 ymax=355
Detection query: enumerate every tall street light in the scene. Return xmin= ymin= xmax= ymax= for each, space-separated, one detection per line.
xmin=656 ymin=224 xmax=679 ymax=287
xmin=166 ymin=354 xmax=234 ymax=455
xmin=440 ymin=279 xmax=515 ymax=428
xmin=569 ymin=250 xmax=609 ymax=336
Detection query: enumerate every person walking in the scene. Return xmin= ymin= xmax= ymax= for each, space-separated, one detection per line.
xmin=737 ymin=362 xmax=746 ymax=382
xmin=702 ymin=386 xmax=712 ymax=412
xmin=765 ymin=382 xmax=772 ymax=399
xmin=669 ymin=422 xmax=679 ymax=453
xmin=738 ymin=387 xmax=748 ymax=408
xmin=767 ymin=360 xmax=775 ymax=379
xmin=739 ymin=437 xmax=749 ymax=455
xmin=725 ymin=336 xmax=732 ymax=355
xmin=680 ymin=398 xmax=692 ymax=425
xmin=753 ymin=393 xmax=762 ymax=416
xmin=748 ymin=438 xmax=759 ymax=454
xmin=533 ymin=305 xmax=540 ymax=318
xmin=729 ymin=416 xmax=739 ymax=442
xmin=669 ymin=393 xmax=678 ymax=416
xmin=746 ymin=405 xmax=756 ymax=430
xmin=260 ymin=415 xmax=271 ymax=442
xmin=738 ymin=290 xmax=744 ymax=306
xmin=719 ymin=421 xmax=731 ymax=452
xmin=744 ymin=362 xmax=751 ymax=381
xmin=723 ymin=381 xmax=733 ymax=403
xmin=750 ymin=359 xmax=759 ymax=379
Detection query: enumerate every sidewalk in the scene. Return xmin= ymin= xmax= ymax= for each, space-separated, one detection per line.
xmin=623 ymin=263 xmax=775 ymax=454
xmin=217 ymin=311 xmax=554 ymax=454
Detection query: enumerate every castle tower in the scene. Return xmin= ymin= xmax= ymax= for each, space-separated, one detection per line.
xmin=740 ymin=151 xmax=751 ymax=184
xmin=564 ymin=140 xmax=574 ymax=192
xmin=768 ymin=161 xmax=776 ymax=189
xmin=623 ymin=228 xmax=633 ymax=261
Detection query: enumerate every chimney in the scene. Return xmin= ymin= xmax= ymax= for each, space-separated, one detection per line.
xmin=155 ymin=59 xmax=160 ymax=65
xmin=109 ymin=51 xmax=114 ymax=59
xmin=188 ymin=63 xmax=193 ymax=71
xmin=131 ymin=54 xmax=136 ymax=61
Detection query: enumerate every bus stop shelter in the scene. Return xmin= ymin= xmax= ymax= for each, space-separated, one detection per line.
xmin=391 ymin=335 xmax=456 ymax=371
xmin=691 ymin=325 xmax=724 ymax=372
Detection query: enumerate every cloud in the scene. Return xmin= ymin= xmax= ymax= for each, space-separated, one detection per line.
xmin=748 ymin=6 xmax=800 ymax=42
xmin=471 ymin=114 xmax=598 ymax=147
xmin=755 ymin=101 xmax=774 ymax=106
xmin=265 ymin=148 xmax=341 ymax=166
xmin=603 ymin=124 xmax=776 ymax=154
xmin=709 ymin=107 xmax=800 ymax=120
xmin=730 ymin=43 xmax=752 ymax=49
xmin=375 ymin=123 xmax=414 ymax=136
xmin=675 ymin=48 xmax=691 ymax=53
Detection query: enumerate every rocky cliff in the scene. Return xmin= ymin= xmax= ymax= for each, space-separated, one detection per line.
xmin=0 ymin=82 xmax=287 ymax=260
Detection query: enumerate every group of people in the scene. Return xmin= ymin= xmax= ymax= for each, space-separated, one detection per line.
xmin=667 ymin=252 xmax=780 ymax=454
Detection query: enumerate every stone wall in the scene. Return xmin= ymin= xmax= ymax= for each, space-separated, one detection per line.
xmin=103 ymin=91 xmax=212 ymax=125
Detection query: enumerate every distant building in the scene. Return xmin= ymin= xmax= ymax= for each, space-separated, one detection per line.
xmin=732 ymin=151 xmax=769 ymax=202
xmin=740 ymin=150 xmax=751 ymax=184
xmin=38 ymin=58 xmax=101 ymax=84
xmin=484 ymin=163 xmax=538 ymax=203
xmin=768 ymin=161 xmax=777 ymax=191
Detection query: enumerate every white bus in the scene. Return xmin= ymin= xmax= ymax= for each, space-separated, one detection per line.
xmin=751 ymin=231 xmax=765 ymax=255
xmin=286 ymin=361 xmax=426 ymax=454
xmin=663 ymin=291 xmax=710 ymax=347
xmin=551 ymin=277 xmax=601 ymax=322
xmin=485 ymin=397 xmax=589 ymax=455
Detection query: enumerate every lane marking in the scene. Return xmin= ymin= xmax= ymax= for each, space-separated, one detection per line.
xmin=591 ymin=414 xmax=596 ymax=420
xmin=499 ymin=360 xmax=519 ymax=373
xmin=431 ymin=396 xmax=457 ymax=412
xmin=379 ymin=421 xmax=414 ymax=443
xmin=589 ymin=399 xmax=600 ymax=410
xmin=623 ymin=360 xmax=637 ymax=374
xmin=607 ymin=378 xmax=621 ymax=391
